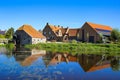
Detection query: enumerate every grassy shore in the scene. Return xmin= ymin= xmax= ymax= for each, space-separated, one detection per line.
xmin=0 ymin=43 xmax=14 ymax=50
xmin=25 ymin=42 xmax=120 ymax=55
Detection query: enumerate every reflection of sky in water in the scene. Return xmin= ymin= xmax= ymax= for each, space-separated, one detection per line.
xmin=0 ymin=54 xmax=120 ymax=80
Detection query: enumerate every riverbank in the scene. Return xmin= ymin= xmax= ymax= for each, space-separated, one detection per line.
xmin=0 ymin=43 xmax=14 ymax=50
xmin=25 ymin=42 xmax=120 ymax=55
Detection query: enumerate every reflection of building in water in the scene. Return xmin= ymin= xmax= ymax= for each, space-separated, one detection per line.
xmin=13 ymin=48 xmax=46 ymax=66
xmin=13 ymin=48 xmax=115 ymax=72
xmin=78 ymin=54 xmax=111 ymax=72
xmin=43 ymin=52 xmax=112 ymax=72
xmin=21 ymin=53 xmax=45 ymax=66
xmin=42 ymin=52 xmax=77 ymax=67
xmin=31 ymin=49 xmax=46 ymax=55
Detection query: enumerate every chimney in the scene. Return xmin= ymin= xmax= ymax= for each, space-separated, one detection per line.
xmin=58 ymin=25 xmax=60 ymax=27
xmin=46 ymin=22 xmax=49 ymax=25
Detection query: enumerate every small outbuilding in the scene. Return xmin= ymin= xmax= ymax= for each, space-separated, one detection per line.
xmin=15 ymin=24 xmax=46 ymax=45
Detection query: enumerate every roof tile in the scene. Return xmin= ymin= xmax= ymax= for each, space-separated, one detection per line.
xmin=17 ymin=24 xmax=45 ymax=38
xmin=87 ymin=22 xmax=112 ymax=31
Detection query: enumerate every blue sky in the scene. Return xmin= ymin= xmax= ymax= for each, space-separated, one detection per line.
xmin=0 ymin=0 xmax=120 ymax=30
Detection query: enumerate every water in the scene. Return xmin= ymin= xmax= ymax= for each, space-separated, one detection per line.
xmin=0 ymin=47 xmax=120 ymax=80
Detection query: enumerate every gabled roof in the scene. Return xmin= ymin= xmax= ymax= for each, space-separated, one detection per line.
xmin=86 ymin=22 xmax=112 ymax=31
xmin=60 ymin=28 xmax=67 ymax=34
xmin=17 ymin=24 xmax=45 ymax=38
xmin=60 ymin=28 xmax=80 ymax=36
xmin=49 ymin=24 xmax=61 ymax=32
xmin=87 ymin=64 xmax=110 ymax=72
xmin=21 ymin=54 xmax=45 ymax=66
xmin=47 ymin=23 xmax=80 ymax=37
xmin=69 ymin=29 xmax=80 ymax=36
xmin=86 ymin=22 xmax=112 ymax=36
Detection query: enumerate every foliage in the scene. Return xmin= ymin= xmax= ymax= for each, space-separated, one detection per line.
xmin=0 ymin=34 xmax=5 ymax=38
xmin=5 ymin=43 xmax=15 ymax=51
xmin=25 ymin=42 xmax=120 ymax=55
xmin=70 ymin=40 xmax=77 ymax=43
xmin=5 ymin=27 xmax=14 ymax=39
xmin=0 ymin=43 xmax=14 ymax=51
xmin=111 ymin=29 xmax=120 ymax=42
xmin=0 ymin=43 xmax=5 ymax=47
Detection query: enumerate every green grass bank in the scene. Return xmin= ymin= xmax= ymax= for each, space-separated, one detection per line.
xmin=0 ymin=43 xmax=15 ymax=50
xmin=25 ymin=42 xmax=120 ymax=55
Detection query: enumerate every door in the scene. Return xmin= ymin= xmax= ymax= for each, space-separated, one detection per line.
xmin=82 ymin=30 xmax=84 ymax=41
xmin=89 ymin=36 xmax=94 ymax=43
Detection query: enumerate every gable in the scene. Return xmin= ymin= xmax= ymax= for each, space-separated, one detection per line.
xmin=68 ymin=29 xmax=80 ymax=36
xmin=85 ymin=22 xmax=112 ymax=36
xmin=86 ymin=22 xmax=112 ymax=31
xmin=17 ymin=24 xmax=45 ymax=38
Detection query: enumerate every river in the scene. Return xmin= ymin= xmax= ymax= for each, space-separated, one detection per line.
xmin=0 ymin=47 xmax=120 ymax=80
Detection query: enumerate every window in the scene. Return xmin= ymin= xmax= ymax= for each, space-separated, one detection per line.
xmin=24 ymin=37 xmax=26 ymax=40
xmin=28 ymin=39 xmax=30 ymax=42
xmin=44 ymin=32 xmax=46 ymax=35
xmin=49 ymin=32 xmax=51 ymax=35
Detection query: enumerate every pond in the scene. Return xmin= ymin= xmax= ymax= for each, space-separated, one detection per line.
xmin=0 ymin=47 xmax=120 ymax=80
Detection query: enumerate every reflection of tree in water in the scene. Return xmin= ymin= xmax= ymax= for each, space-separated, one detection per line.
xmin=111 ymin=57 xmax=120 ymax=71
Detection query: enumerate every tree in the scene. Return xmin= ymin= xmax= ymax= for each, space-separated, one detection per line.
xmin=5 ymin=27 xmax=14 ymax=39
xmin=110 ymin=29 xmax=120 ymax=42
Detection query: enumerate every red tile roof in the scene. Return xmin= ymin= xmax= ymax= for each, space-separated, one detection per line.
xmin=48 ymin=24 xmax=80 ymax=37
xmin=60 ymin=28 xmax=80 ymax=36
xmin=17 ymin=24 xmax=45 ymax=38
xmin=60 ymin=28 xmax=67 ymax=34
xmin=21 ymin=54 xmax=45 ymax=66
xmin=49 ymin=25 xmax=61 ymax=32
xmin=86 ymin=22 xmax=112 ymax=31
xmin=69 ymin=29 xmax=80 ymax=36
xmin=87 ymin=64 xmax=110 ymax=72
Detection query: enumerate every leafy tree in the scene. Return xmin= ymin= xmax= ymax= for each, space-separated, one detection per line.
xmin=110 ymin=29 xmax=120 ymax=42
xmin=5 ymin=27 xmax=14 ymax=39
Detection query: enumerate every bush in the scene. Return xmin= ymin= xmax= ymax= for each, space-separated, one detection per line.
xmin=6 ymin=43 xmax=14 ymax=50
xmin=70 ymin=40 xmax=77 ymax=43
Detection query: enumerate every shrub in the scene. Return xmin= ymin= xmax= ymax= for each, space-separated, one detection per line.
xmin=70 ymin=40 xmax=77 ymax=43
